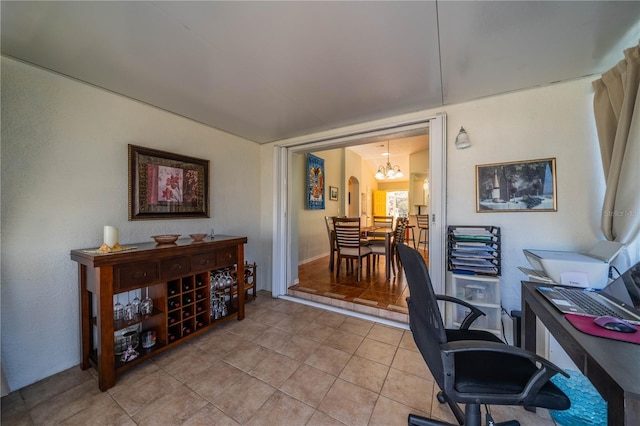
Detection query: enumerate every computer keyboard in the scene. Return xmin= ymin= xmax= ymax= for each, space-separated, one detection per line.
xmin=555 ymin=288 xmax=622 ymax=318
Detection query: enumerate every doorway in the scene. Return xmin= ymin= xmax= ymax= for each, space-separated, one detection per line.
xmin=272 ymin=113 xmax=447 ymax=313
xmin=348 ymin=177 xmax=360 ymax=218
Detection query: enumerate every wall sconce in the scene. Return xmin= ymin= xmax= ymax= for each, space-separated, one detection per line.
xmin=455 ymin=127 xmax=471 ymax=149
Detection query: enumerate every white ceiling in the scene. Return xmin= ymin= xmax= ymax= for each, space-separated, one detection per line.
xmin=2 ymin=1 xmax=638 ymax=145
xmin=347 ymin=134 xmax=430 ymax=182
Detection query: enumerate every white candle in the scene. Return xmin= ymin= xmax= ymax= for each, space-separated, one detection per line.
xmin=104 ymin=226 xmax=119 ymax=248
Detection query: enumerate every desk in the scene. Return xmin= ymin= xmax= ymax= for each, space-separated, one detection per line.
xmin=521 ymin=281 xmax=640 ymax=425
xmin=364 ymin=227 xmax=394 ymax=280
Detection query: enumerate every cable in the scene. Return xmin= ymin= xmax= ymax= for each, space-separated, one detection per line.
xmin=500 ymin=306 xmax=511 ymax=343
xmin=485 ymin=404 xmax=495 ymax=426
xmin=611 ymin=265 xmax=621 ymax=278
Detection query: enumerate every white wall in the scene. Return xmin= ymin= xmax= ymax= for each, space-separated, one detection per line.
xmin=443 ymin=78 xmax=640 ymax=312
xmin=1 ymin=57 xmax=262 ymax=391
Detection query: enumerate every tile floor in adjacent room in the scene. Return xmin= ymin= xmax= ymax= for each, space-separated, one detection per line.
xmin=1 ymin=292 xmax=556 ymax=425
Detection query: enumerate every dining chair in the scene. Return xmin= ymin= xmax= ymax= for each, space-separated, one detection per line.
xmin=373 ymin=215 xmax=394 ymax=229
xmin=370 ymin=216 xmax=389 ymax=257
xmin=370 ymin=216 xmax=408 ymax=273
xmin=324 ymin=216 xmax=338 ymax=272
xmin=417 ymin=214 xmax=429 ymax=252
xmin=334 ymin=216 xmax=372 ymax=246
xmin=392 ymin=217 xmax=408 ymax=270
xmin=370 ymin=215 xmax=395 ymax=248
xmin=405 ymin=216 xmax=416 ymax=248
xmin=333 ymin=217 xmax=371 ymax=281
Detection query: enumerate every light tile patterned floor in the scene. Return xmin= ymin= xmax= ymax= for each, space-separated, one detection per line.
xmin=1 ymin=292 xmax=556 ymax=425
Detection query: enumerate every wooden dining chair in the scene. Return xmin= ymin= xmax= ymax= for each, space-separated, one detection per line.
xmin=372 ymin=215 xmax=394 ymax=229
xmin=392 ymin=217 xmax=408 ymax=270
xmin=333 ymin=218 xmax=371 ymax=281
xmin=324 ymin=216 xmax=338 ymax=272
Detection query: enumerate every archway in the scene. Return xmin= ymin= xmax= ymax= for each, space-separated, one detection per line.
xmin=348 ymin=176 xmax=360 ymax=218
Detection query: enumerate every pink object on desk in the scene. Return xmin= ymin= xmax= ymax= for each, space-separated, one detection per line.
xmin=565 ymin=313 xmax=640 ymax=344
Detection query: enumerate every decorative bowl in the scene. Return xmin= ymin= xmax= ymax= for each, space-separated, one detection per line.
xmin=151 ymin=234 xmax=180 ymax=244
xmin=189 ymin=233 xmax=208 ymax=242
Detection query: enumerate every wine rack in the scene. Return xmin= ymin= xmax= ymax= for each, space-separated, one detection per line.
xmin=166 ymin=273 xmax=211 ymax=342
xmin=230 ymin=262 xmax=257 ymax=301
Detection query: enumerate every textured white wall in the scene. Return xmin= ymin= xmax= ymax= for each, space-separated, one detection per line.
xmin=1 ymin=57 xmax=262 ymax=391
xmin=443 ymin=78 xmax=621 ymax=312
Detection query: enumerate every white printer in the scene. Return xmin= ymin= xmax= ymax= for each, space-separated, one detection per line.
xmin=521 ymin=241 xmax=624 ymax=289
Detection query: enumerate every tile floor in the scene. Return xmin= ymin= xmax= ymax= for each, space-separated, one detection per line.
xmin=1 ymin=292 xmax=556 ymax=425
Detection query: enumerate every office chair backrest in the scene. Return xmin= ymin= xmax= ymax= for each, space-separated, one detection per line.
xmin=397 ymin=244 xmax=448 ymax=391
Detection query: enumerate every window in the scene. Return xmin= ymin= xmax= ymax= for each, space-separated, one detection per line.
xmin=386 ymin=191 xmax=408 ymax=217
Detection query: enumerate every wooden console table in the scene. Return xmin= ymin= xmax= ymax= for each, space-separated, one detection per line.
xmin=71 ymin=235 xmax=247 ymax=391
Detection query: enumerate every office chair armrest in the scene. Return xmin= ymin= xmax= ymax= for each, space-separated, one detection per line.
xmin=441 ymin=340 xmax=569 ymax=376
xmin=441 ymin=340 xmax=569 ymax=404
xmin=435 ymin=294 xmax=486 ymax=330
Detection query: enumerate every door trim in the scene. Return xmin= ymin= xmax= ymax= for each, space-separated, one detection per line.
xmin=272 ymin=113 xmax=447 ymax=297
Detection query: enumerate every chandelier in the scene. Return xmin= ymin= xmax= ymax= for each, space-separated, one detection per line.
xmin=375 ymin=141 xmax=404 ymax=180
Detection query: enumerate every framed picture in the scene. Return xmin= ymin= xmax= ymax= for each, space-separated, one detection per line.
xmin=329 ymin=186 xmax=339 ymax=201
xmin=306 ymin=153 xmax=325 ymax=210
xmin=128 ymin=144 xmax=209 ymax=220
xmin=476 ymin=158 xmax=557 ymax=212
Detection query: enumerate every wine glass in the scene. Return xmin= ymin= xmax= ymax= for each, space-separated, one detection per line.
xmin=141 ymin=287 xmax=153 ymax=316
xmin=216 ymin=272 xmax=225 ymax=290
xmin=124 ymin=292 xmax=134 ymax=321
xmin=114 ymin=294 xmax=124 ymax=322
xmin=131 ymin=291 xmax=141 ymax=319
xmin=220 ymin=294 xmax=228 ymax=317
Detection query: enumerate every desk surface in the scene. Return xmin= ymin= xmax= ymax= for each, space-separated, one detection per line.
xmin=522 ymin=281 xmax=640 ymax=425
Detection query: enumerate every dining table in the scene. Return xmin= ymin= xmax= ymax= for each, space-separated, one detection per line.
xmin=363 ymin=226 xmax=395 ymax=280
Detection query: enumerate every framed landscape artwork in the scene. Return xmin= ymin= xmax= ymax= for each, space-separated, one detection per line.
xmin=329 ymin=186 xmax=339 ymax=201
xmin=476 ymin=158 xmax=557 ymax=212
xmin=129 ymin=144 xmax=209 ymax=220
xmin=306 ymin=153 xmax=325 ymax=210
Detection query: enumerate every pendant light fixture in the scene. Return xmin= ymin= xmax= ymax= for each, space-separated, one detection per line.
xmin=375 ymin=141 xmax=404 ymax=180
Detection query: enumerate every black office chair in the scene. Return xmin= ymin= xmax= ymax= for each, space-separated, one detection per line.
xmin=397 ymin=244 xmax=570 ymax=426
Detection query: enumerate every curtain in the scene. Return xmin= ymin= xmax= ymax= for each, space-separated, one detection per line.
xmin=592 ymin=42 xmax=640 ymax=244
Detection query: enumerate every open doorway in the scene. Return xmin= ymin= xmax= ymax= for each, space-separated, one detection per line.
xmin=272 ymin=113 xmax=447 ymax=321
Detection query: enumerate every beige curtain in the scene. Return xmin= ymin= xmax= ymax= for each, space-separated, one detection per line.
xmin=592 ymin=42 xmax=640 ymax=244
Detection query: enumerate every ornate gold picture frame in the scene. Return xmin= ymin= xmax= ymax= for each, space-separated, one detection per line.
xmin=129 ymin=144 xmax=209 ymax=220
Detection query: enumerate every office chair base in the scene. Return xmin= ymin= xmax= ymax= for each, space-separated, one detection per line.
xmin=408 ymin=414 xmax=452 ymax=426
xmin=408 ymin=406 xmax=521 ymax=426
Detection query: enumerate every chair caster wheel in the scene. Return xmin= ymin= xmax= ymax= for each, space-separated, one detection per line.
xmin=437 ymin=391 xmax=446 ymax=404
